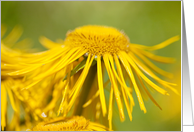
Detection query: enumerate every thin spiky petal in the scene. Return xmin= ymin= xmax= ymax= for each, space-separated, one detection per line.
xmin=58 ymin=64 xmax=73 ymax=115
xmin=131 ymin=48 xmax=173 ymax=78
xmin=21 ymin=46 xmax=70 ymax=63
xmin=128 ymin=52 xmax=178 ymax=94
xmin=108 ymin=54 xmax=133 ymax=95
xmin=68 ymin=54 xmax=94 ymax=111
xmin=32 ymin=47 xmax=84 ymax=80
xmin=147 ymin=35 xmax=180 ymax=51
xmin=137 ymin=49 xmax=175 ymax=63
xmin=120 ymin=51 xmax=168 ymax=95
xmin=128 ymin=52 xmax=177 ymax=87
xmin=1 ymin=83 xmax=7 ymax=131
xmin=57 ymin=84 xmax=69 ymax=116
xmin=4 ymin=82 xmax=17 ymax=112
xmin=130 ymin=35 xmax=179 ymax=51
xmin=136 ymin=73 xmax=162 ymax=110
xmin=118 ymin=51 xmax=147 ymax=113
xmin=113 ymin=54 xmax=134 ymax=106
xmin=83 ymin=79 xmax=110 ymax=108
xmin=97 ymin=55 xmax=107 ymax=116
xmin=103 ymin=54 xmax=125 ymax=121
xmin=83 ymin=90 xmax=100 ymax=108
xmin=3 ymin=25 xmax=23 ymax=45
xmin=39 ymin=36 xmax=63 ymax=49
xmin=108 ymin=88 xmax=113 ymax=130
xmin=113 ymin=54 xmax=133 ymax=121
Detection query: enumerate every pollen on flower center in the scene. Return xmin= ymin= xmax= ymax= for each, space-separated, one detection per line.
xmin=65 ymin=25 xmax=130 ymax=56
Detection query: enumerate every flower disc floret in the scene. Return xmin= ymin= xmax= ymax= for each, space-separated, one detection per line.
xmin=65 ymin=25 xmax=130 ymax=56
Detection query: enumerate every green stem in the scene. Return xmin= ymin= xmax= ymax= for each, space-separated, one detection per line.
xmin=74 ymin=64 xmax=97 ymax=116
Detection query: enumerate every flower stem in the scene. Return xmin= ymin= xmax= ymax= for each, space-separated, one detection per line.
xmin=74 ymin=64 xmax=97 ymax=116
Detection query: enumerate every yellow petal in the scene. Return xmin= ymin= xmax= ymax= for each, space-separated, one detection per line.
xmin=120 ymin=51 xmax=168 ymax=95
xmin=148 ymin=35 xmax=180 ymax=51
xmin=118 ymin=51 xmax=147 ymax=113
xmin=131 ymin=49 xmax=173 ymax=78
xmin=39 ymin=36 xmax=63 ymax=49
xmin=2 ymin=25 xmax=23 ymax=45
xmin=4 ymin=82 xmax=17 ymax=112
xmin=138 ymin=48 xmax=175 ymax=63
xmin=97 ymin=55 xmax=107 ymax=116
xmin=1 ymin=82 xmax=7 ymax=131
xmin=113 ymin=54 xmax=133 ymax=121
xmin=130 ymin=36 xmax=180 ymax=51
xmin=108 ymin=88 xmax=113 ymax=130
xmin=33 ymin=48 xmax=85 ymax=80
xmin=103 ymin=54 xmax=125 ymax=121
xmin=83 ymin=79 xmax=110 ymax=108
xmin=128 ymin=51 xmax=176 ymax=87
xmin=68 ymin=54 xmax=94 ymax=111
xmin=136 ymin=73 xmax=162 ymax=110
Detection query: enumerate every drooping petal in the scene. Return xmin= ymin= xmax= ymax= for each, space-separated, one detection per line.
xmin=118 ymin=51 xmax=147 ymax=113
xmin=131 ymin=48 xmax=173 ymax=78
xmin=136 ymin=73 xmax=162 ymax=110
xmin=33 ymin=48 xmax=86 ymax=81
xmin=108 ymin=54 xmax=132 ymax=94
xmin=4 ymin=81 xmax=17 ymax=112
xmin=128 ymin=52 xmax=178 ymax=94
xmin=103 ymin=54 xmax=125 ymax=121
xmin=130 ymin=35 xmax=180 ymax=51
xmin=1 ymin=82 xmax=7 ymax=131
xmin=120 ymin=51 xmax=168 ymax=96
xmin=108 ymin=88 xmax=113 ymax=130
xmin=39 ymin=36 xmax=63 ymax=49
xmin=137 ymin=48 xmax=175 ymax=63
xmin=97 ymin=55 xmax=107 ymax=116
xmin=83 ymin=90 xmax=99 ymax=108
xmin=113 ymin=54 xmax=133 ymax=121
xmin=83 ymin=79 xmax=110 ymax=108
xmin=147 ymin=35 xmax=180 ymax=51
xmin=68 ymin=54 xmax=94 ymax=112
xmin=128 ymin=51 xmax=177 ymax=88
xmin=58 ymin=64 xmax=73 ymax=116
xmin=2 ymin=25 xmax=23 ymax=45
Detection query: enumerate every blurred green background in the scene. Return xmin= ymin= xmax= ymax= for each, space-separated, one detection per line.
xmin=1 ymin=1 xmax=181 ymax=131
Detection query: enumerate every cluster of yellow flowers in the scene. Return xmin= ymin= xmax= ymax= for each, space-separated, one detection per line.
xmin=1 ymin=25 xmax=179 ymax=131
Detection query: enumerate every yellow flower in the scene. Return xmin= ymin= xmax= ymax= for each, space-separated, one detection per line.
xmin=1 ymin=25 xmax=38 ymax=131
xmin=30 ymin=116 xmax=109 ymax=131
xmin=1 ymin=25 xmax=26 ymax=131
xmin=5 ymin=25 xmax=180 ymax=130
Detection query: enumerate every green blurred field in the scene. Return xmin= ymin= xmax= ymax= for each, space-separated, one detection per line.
xmin=1 ymin=1 xmax=181 ymax=131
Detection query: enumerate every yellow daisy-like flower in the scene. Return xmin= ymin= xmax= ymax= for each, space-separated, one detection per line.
xmin=30 ymin=116 xmax=109 ymax=131
xmin=1 ymin=25 xmax=41 ymax=131
xmin=5 ymin=25 xmax=180 ymax=129
xmin=1 ymin=25 xmax=28 ymax=131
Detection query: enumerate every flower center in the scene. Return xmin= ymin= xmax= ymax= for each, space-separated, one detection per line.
xmin=32 ymin=116 xmax=89 ymax=131
xmin=65 ymin=25 xmax=130 ymax=56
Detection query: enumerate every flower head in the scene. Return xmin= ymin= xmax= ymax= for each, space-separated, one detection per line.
xmin=30 ymin=116 xmax=109 ymax=131
xmin=1 ymin=25 xmax=44 ymax=131
xmin=4 ymin=25 xmax=180 ymax=130
xmin=1 ymin=25 xmax=29 ymax=131
xmin=65 ymin=25 xmax=130 ymax=56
